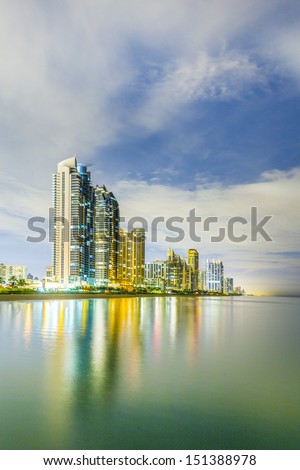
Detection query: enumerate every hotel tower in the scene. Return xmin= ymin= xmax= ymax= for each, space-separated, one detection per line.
xmin=206 ymin=259 xmax=224 ymax=293
xmin=94 ymin=185 xmax=120 ymax=285
xmin=52 ymin=156 xmax=95 ymax=285
xmin=118 ymin=228 xmax=145 ymax=288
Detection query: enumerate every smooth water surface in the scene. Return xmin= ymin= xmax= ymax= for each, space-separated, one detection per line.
xmin=0 ymin=296 xmax=299 ymax=449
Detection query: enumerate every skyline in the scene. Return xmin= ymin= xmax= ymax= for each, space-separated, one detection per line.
xmin=48 ymin=155 xmax=235 ymax=294
xmin=0 ymin=155 xmax=285 ymax=296
xmin=0 ymin=0 xmax=300 ymax=295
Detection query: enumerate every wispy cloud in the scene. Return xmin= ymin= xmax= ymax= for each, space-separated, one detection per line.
xmin=134 ymin=51 xmax=268 ymax=131
xmin=0 ymin=0 xmax=290 ymax=181
xmin=0 ymin=175 xmax=50 ymax=238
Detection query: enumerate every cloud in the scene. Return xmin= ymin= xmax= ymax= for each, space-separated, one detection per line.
xmin=0 ymin=175 xmax=50 ymax=238
xmin=261 ymin=21 xmax=300 ymax=90
xmin=0 ymin=0 xmax=287 ymax=182
xmin=134 ymin=52 xmax=267 ymax=131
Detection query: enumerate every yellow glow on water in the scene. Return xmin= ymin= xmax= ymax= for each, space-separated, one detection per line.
xmin=57 ymin=302 xmax=65 ymax=337
xmin=23 ymin=302 xmax=32 ymax=345
xmin=81 ymin=300 xmax=88 ymax=335
xmin=2 ymin=296 xmax=299 ymax=450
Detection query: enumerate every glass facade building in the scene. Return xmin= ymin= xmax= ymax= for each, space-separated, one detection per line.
xmin=206 ymin=259 xmax=224 ymax=293
xmin=118 ymin=228 xmax=145 ymax=288
xmin=53 ymin=157 xmax=95 ymax=285
xmin=94 ymin=185 xmax=119 ymax=285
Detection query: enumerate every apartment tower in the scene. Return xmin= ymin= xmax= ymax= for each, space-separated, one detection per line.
xmin=94 ymin=185 xmax=119 ymax=285
xmin=52 ymin=156 xmax=95 ymax=285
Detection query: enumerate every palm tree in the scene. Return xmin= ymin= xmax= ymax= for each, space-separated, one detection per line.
xmin=8 ymin=275 xmax=18 ymax=287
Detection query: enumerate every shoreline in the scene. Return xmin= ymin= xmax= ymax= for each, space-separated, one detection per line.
xmin=0 ymin=292 xmax=239 ymax=302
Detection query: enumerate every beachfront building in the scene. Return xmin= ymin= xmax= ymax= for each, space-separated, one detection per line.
xmin=187 ymin=248 xmax=199 ymax=291
xmin=199 ymin=269 xmax=206 ymax=291
xmin=224 ymin=277 xmax=234 ymax=294
xmin=145 ymin=249 xmax=200 ymax=291
xmin=165 ymin=249 xmax=189 ymax=290
xmin=206 ymin=259 xmax=224 ymax=293
xmin=0 ymin=264 xmax=27 ymax=284
xmin=46 ymin=266 xmax=54 ymax=280
xmin=0 ymin=263 xmax=6 ymax=282
xmin=145 ymin=260 xmax=167 ymax=290
xmin=52 ymin=156 xmax=95 ymax=285
xmin=94 ymin=185 xmax=119 ymax=286
xmin=118 ymin=228 xmax=145 ymax=288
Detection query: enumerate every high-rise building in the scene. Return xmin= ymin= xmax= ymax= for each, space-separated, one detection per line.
xmin=199 ymin=269 xmax=206 ymax=291
xmin=206 ymin=259 xmax=224 ymax=293
xmin=118 ymin=229 xmax=132 ymax=287
xmin=224 ymin=277 xmax=234 ymax=294
xmin=46 ymin=265 xmax=54 ymax=280
xmin=165 ymin=249 xmax=188 ymax=290
xmin=234 ymin=286 xmax=244 ymax=295
xmin=187 ymin=248 xmax=199 ymax=290
xmin=0 ymin=263 xmax=6 ymax=282
xmin=53 ymin=156 xmax=95 ymax=285
xmin=118 ymin=228 xmax=145 ymax=287
xmin=188 ymin=249 xmax=199 ymax=271
xmin=145 ymin=260 xmax=166 ymax=289
xmin=94 ymin=185 xmax=119 ymax=285
xmin=131 ymin=228 xmax=145 ymax=286
xmin=145 ymin=249 xmax=200 ymax=291
xmin=0 ymin=264 xmax=27 ymax=283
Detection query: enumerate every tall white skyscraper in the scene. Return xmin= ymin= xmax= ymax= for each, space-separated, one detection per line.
xmin=206 ymin=259 xmax=224 ymax=293
xmin=52 ymin=156 xmax=95 ymax=285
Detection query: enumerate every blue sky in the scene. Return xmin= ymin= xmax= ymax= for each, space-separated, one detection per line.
xmin=0 ymin=0 xmax=299 ymax=294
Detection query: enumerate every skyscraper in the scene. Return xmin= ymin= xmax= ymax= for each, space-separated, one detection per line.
xmin=0 ymin=263 xmax=6 ymax=282
xmin=118 ymin=229 xmax=132 ymax=288
xmin=165 ymin=248 xmax=188 ymax=290
xmin=53 ymin=156 xmax=95 ymax=285
xmin=224 ymin=277 xmax=234 ymax=294
xmin=131 ymin=228 xmax=145 ymax=286
xmin=94 ymin=185 xmax=119 ymax=285
xmin=206 ymin=259 xmax=224 ymax=293
xmin=188 ymin=249 xmax=199 ymax=271
xmin=145 ymin=260 xmax=166 ymax=290
xmin=199 ymin=269 xmax=207 ymax=291
xmin=118 ymin=228 xmax=145 ymax=288
xmin=187 ymin=248 xmax=199 ymax=291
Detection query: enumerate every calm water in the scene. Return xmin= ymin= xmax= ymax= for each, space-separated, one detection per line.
xmin=0 ymin=296 xmax=299 ymax=450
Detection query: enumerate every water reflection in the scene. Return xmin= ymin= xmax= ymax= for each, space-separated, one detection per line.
xmin=0 ymin=296 xmax=299 ymax=449
xmin=2 ymin=297 xmax=205 ymax=403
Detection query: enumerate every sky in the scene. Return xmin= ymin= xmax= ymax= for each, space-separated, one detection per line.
xmin=0 ymin=0 xmax=299 ymax=295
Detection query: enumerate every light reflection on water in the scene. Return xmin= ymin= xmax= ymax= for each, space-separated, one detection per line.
xmin=0 ymin=296 xmax=299 ymax=449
